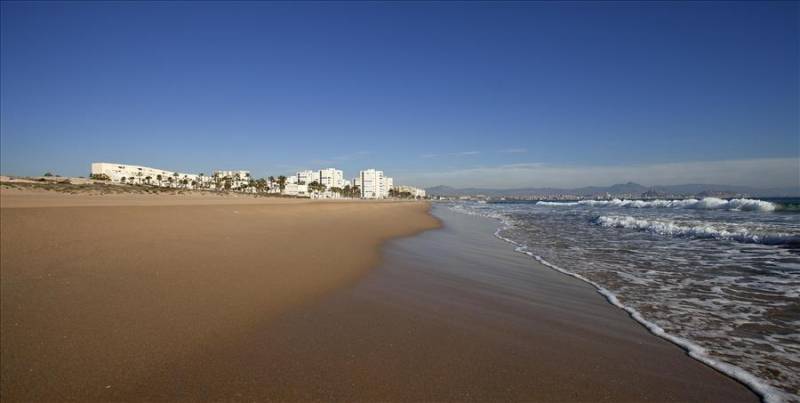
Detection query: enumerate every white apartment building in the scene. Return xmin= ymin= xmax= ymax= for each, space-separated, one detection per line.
xmin=283 ymin=183 xmax=309 ymax=197
xmin=318 ymin=168 xmax=345 ymax=189
xmin=91 ymin=162 xmax=208 ymax=189
xmin=213 ymin=170 xmax=251 ymax=190
xmin=359 ymin=169 xmax=393 ymax=199
xmin=296 ymin=170 xmax=318 ymax=185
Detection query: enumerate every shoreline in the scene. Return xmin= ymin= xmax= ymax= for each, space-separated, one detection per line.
xmin=0 ymin=191 xmax=439 ymax=401
xmin=148 ymin=205 xmax=755 ymax=401
xmin=462 ymin=204 xmax=780 ymax=402
xmin=0 ymin=190 xmax=760 ymax=401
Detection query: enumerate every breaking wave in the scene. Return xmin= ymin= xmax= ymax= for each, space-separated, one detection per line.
xmin=446 ymin=203 xmax=796 ymax=403
xmin=593 ymin=215 xmax=799 ymax=246
xmin=537 ymin=197 xmax=777 ymax=212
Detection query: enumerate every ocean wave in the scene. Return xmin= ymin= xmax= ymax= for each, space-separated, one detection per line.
xmin=537 ymin=197 xmax=777 ymax=212
xmin=593 ymin=215 xmax=799 ymax=246
xmin=446 ymin=203 xmax=791 ymax=403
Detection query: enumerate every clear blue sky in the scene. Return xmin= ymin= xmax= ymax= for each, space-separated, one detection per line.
xmin=1 ymin=1 xmax=797 ymax=188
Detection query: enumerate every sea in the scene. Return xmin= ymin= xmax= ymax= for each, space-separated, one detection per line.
xmin=449 ymin=197 xmax=799 ymax=402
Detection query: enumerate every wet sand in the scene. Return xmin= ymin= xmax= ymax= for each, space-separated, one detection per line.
xmin=1 ymin=191 xmax=759 ymax=401
xmin=168 ymin=205 xmax=755 ymax=402
xmin=0 ymin=193 xmax=438 ymax=401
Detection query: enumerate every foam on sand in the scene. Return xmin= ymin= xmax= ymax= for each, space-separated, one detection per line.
xmin=448 ymin=204 xmax=794 ymax=403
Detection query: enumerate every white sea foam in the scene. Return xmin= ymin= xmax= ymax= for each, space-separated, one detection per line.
xmin=446 ymin=203 xmax=794 ymax=403
xmin=594 ymin=215 xmax=799 ymax=246
xmin=537 ymin=197 xmax=777 ymax=212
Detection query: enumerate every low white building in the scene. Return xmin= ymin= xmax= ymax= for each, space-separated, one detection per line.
xmin=213 ymin=170 xmax=251 ymax=190
xmin=283 ymin=183 xmax=309 ymax=197
xmin=91 ymin=162 xmax=207 ymax=189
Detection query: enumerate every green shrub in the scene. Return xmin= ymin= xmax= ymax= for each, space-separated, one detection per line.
xmin=90 ymin=173 xmax=111 ymax=181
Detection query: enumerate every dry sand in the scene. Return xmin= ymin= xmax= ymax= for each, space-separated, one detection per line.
xmin=0 ymin=188 xmax=758 ymax=402
xmin=1 ymin=189 xmax=439 ymax=401
xmin=231 ymin=206 xmax=758 ymax=402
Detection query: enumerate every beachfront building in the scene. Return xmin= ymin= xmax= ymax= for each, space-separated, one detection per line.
xmin=394 ymin=185 xmax=427 ymax=199
xmin=359 ymin=169 xmax=393 ymax=199
xmin=283 ymin=183 xmax=309 ymax=197
xmin=91 ymin=162 xmax=208 ymax=189
xmin=212 ymin=170 xmax=251 ymax=191
xmin=318 ymin=168 xmax=345 ymax=189
xmin=296 ymin=170 xmax=317 ymax=185
xmin=280 ymin=168 xmax=352 ymax=197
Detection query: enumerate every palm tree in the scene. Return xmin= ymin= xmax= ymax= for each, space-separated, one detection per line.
xmin=167 ymin=177 xmax=174 ymax=187
xmin=308 ymin=181 xmax=328 ymax=195
xmin=156 ymin=174 xmax=163 ymax=187
xmin=128 ymin=176 xmax=135 ymax=185
xmin=277 ymin=175 xmax=287 ymax=191
xmin=120 ymin=177 xmax=126 ymax=184
xmin=213 ymin=172 xmax=221 ymax=191
xmin=198 ymin=173 xmax=205 ymax=189
xmin=255 ymin=178 xmax=267 ymax=193
xmin=145 ymin=176 xmax=152 ymax=186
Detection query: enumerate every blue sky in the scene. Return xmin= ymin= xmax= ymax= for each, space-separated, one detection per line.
xmin=1 ymin=1 xmax=797 ymax=188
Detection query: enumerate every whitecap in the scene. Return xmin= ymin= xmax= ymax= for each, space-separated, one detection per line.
xmin=593 ymin=215 xmax=799 ymax=246
xmin=536 ymin=198 xmax=777 ymax=212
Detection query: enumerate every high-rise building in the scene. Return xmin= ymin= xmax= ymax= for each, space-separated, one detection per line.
xmin=318 ymin=168 xmax=345 ymax=189
xmin=296 ymin=170 xmax=317 ymax=185
xmin=359 ymin=169 xmax=393 ymax=199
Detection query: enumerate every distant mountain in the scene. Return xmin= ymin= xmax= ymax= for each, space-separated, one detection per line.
xmin=425 ymin=182 xmax=800 ymax=198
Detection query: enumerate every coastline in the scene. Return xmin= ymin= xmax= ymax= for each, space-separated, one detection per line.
xmin=0 ymin=190 xmax=760 ymax=401
xmin=184 ymin=204 xmax=756 ymax=402
xmin=486 ymin=213 xmax=785 ymax=403
xmin=0 ymin=191 xmax=439 ymax=401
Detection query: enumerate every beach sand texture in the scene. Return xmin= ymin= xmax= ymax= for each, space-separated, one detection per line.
xmin=1 ymin=191 xmax=438 ymax=401
xmin=169 ymin=206 xmax=756 ymax=402
xmin=0 ymin=190 xmax=758 ymax=401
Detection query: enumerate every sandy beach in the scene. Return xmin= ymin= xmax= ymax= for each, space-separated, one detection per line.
xmin=1 ymin=189 xmax=758 ymax=401
xmin=166 ymin=205 xmax=755 ymax=402
xmin=0 ymin=189 xmax=439 ymax=401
